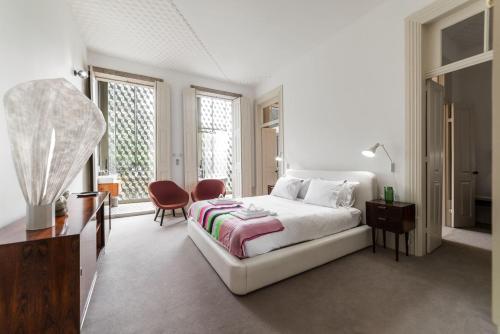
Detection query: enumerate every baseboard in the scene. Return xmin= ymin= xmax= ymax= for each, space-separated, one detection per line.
xmin=105 ymin=209 xmax=155 ymax=219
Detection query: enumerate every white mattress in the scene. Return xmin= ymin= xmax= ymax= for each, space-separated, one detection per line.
xmin=233 ymin=195 xmax=362 ymax=257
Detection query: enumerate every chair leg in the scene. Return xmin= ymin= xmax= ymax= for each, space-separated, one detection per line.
xmin=172 ymin=209 xmax=176 ymax=217
xmin=160 ymin=209 xmax=165 ymax=226
xmin=182 ymin=207 xmax=187 ymax=220
xmin=154 ymin=208 xmax=160 ymax=221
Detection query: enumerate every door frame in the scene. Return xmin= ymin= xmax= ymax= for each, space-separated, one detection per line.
xmin=444 ymin=103 xmax=454 ymax=228
xmin=255 ymin=86 xmax=283 ymax=195
xmin=405 ymin=0 xmax=493 ymax=256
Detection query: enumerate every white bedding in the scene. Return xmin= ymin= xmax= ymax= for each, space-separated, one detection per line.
xmin=236 ymin=195 xmax=362 ymax=257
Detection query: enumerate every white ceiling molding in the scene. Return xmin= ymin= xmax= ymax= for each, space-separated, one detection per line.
xmin=67 ymin=0 xmax=386 ymax=85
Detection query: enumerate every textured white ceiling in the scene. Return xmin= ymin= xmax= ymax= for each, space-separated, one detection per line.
xmin=67 ymin=0 xmax=386 ymax=86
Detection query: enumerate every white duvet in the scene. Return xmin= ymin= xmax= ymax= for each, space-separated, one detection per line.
xmin=236 ymin=195 xmax=362 ymax=257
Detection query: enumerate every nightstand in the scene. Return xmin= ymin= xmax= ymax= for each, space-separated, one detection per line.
xmin=366 ymin=200 xmax=416 ymax=261
xmin=267 ymin=185 xmax=274 ymax=195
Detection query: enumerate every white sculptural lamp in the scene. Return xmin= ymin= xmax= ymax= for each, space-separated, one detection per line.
xmin=3 ymin=78 xmax=106 ymax=230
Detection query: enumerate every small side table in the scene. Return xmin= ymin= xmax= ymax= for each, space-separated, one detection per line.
xmin=366 ymin=200 xmax=416 ymax=261
xmin=267 ymin=185 xmax=274 ymax=195
xmin=98 ymin=182 xmax=121 ymax=207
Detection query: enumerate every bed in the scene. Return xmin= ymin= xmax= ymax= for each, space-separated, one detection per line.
xmin=187 ymin=169 xmax=377 ymax=295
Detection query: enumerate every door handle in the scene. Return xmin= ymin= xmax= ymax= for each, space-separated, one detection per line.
xmin=472 ymin=171 xmax=479 ymax=175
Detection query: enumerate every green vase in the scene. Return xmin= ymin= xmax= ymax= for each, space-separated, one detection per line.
xmin=384 ymin=186 xmax=394 ymax=203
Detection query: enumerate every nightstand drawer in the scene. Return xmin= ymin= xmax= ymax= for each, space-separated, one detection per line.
xmin=370 ymin=215 xmax=401 ymax=230
xmin=372 ymin=205 xmax=402 ymax=220
xmin=373 ymin=215 xmax=405 ymax=230
xmin=368 ymin=206 xmax=402 ymax=226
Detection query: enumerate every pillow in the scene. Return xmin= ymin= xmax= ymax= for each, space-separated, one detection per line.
xmin=297 ymin=178 xmax=311 ymax=199
xmin=270 ymin=176 xmax=303 ymax=200
xmin=337 ymin=181 xmax=359 ymax=208
xmin=303 ymin=179 xmax=345 ymax=208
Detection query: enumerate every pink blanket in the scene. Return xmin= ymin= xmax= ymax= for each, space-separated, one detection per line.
xmin=189 ymin=202 xmax=284 ymax=258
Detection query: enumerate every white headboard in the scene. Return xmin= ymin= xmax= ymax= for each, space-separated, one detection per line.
xmin=286 ymin=169 xmax=378 ymax=223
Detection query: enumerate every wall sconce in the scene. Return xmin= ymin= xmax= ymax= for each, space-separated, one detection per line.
xmin=362 ymin=143 xmax=395 ymax=172
xmin=73 ymin=69 xmax=89 ymax=79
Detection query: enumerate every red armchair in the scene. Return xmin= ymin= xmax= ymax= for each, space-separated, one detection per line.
xmin=148 ymin=180 xmax=189 ymax=226
xmin=191 ymin=179 xmax=226 ymax=202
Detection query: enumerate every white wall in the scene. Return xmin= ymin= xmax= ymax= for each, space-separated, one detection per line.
xmin=88 ymin=52 xmax=255 ymax=186
xmin=0 ymin=0 xmax=89 ymax=228
xmin=256 ymin=0 xmax=435 ymax=199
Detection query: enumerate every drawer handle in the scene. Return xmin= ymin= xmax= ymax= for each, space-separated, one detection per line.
xmin=377 ymin=206 xmax=387 ymax=209
xmin=377 ymin=217 xmax=386 ymax=221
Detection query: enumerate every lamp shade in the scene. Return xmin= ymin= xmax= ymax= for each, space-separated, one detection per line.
xmin=361 ymin=143 xmax=380 ymax=158
xmin=3 ymin=78 xmax=106 ymax=230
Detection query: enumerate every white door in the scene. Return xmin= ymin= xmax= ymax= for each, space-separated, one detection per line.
xmin=453 ymin=104 xmax=476 ymax=227
xmin=426 ymin=80 xmax=444 ymax=253
xmin=261 ymin=127 xmax=278 ymax=194
xmin=232 ymin=98 xmax=242 ymax=198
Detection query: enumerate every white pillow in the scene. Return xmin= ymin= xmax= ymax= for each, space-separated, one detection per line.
xmin=337 ymin=181 xmax=359 ymax=208
xmin=297 ymin=178 xmax=311 ymax=199
xmin=303 ymin=179 xmax=344 ymax=208
xmin=270 ymin=176 xmax=303 ymax=200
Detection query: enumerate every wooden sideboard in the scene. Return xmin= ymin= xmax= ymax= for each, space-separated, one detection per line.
xmin=0 ymin=192 xmax=111 ymax=333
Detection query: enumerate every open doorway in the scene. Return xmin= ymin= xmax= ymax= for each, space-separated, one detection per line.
xmin=255 ymin=86 xmax=284 ymax=195
xmin=261 ymin=122 xmax=279 ymax=195
xmin=424 ymin=1 xmax=494 ymax=252
xmin=440 ymin=61 xmax=492 ymax=250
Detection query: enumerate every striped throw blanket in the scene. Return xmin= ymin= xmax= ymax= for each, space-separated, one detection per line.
xmin=189 ymin=202 xmax=284 ymax=258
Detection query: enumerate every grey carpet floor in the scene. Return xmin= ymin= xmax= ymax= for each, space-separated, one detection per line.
xmin=82 ymin=214 xmax=496 ymax=334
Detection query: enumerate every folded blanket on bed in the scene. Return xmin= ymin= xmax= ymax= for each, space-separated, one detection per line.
xmin=189 ymin=202 xmax=284 ymax=258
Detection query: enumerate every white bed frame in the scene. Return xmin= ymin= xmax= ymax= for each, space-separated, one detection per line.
xmin=187 ymin=170 xmax=377 ymax=295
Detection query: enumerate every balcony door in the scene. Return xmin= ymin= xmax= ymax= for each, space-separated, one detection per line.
xmin=96 ymin=80 xmax=156 ymax=203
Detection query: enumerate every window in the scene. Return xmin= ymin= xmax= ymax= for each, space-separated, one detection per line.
xmin=197 ymin=95 xmax=233 ymax=193
xmin=442 ymin=12 xmax=485 ymax=65
xmin=262 ymin=102 xmax=279 ymax=124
